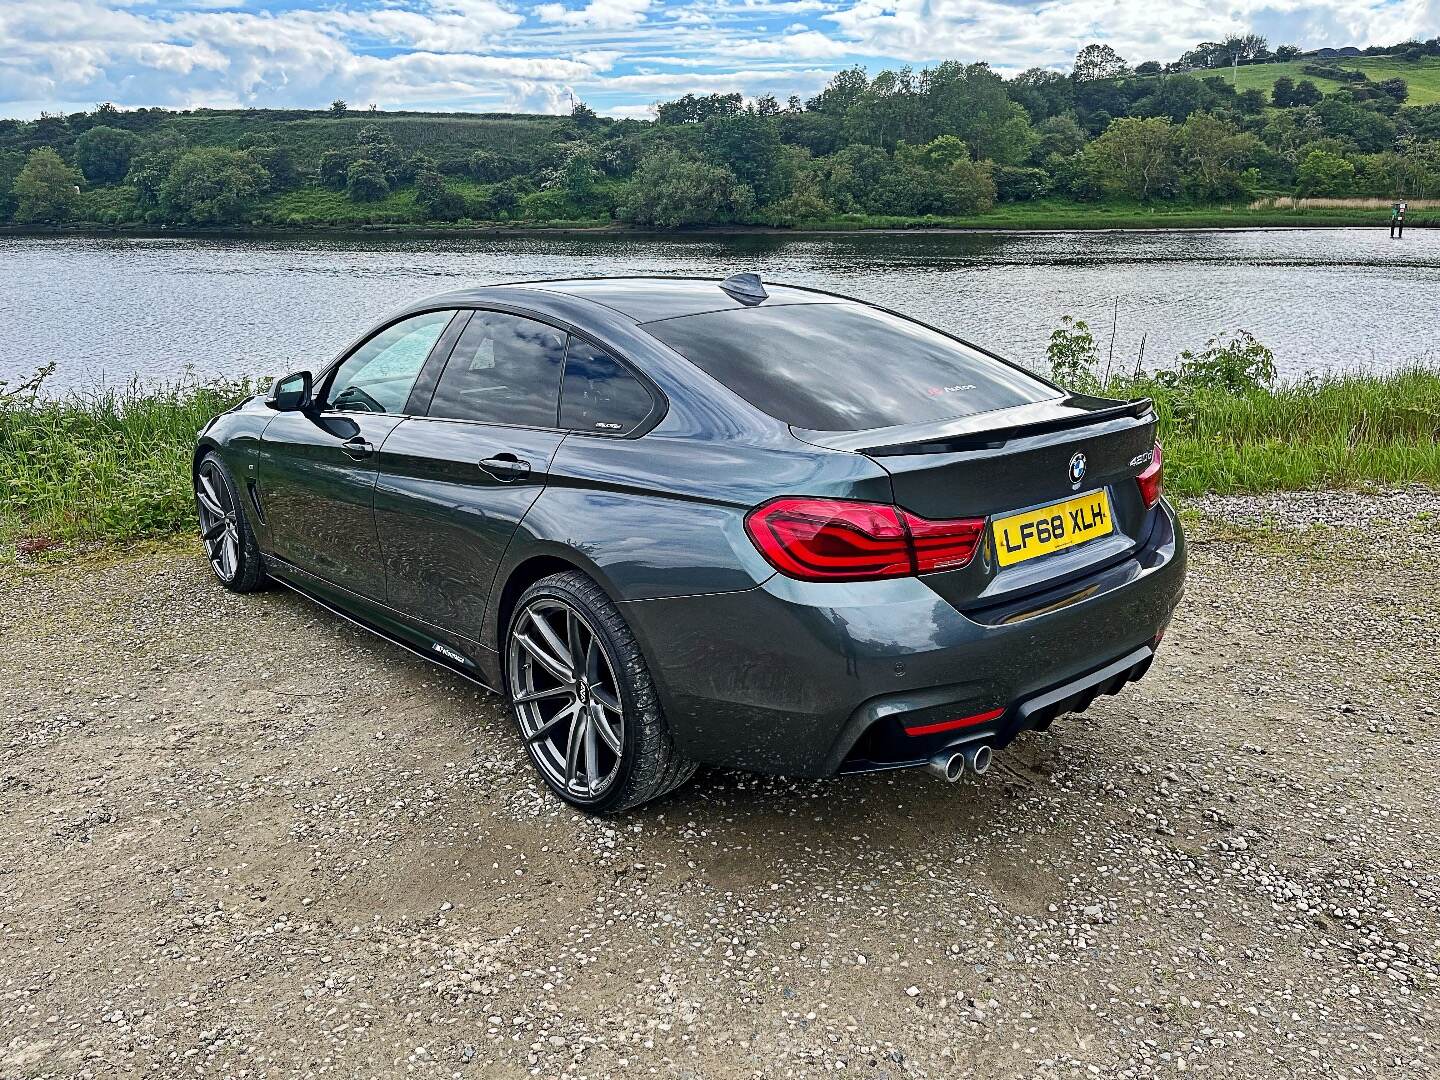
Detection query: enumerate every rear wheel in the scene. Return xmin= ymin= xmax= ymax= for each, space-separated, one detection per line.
xmin=195 ymin=452 xmax=266 ymax=593
xmin=506 ymin=571 xmax=695 ymax=813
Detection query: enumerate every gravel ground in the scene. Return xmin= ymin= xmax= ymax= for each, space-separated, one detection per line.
xmin=1 ymin=490 xmax=1437 ymax=1080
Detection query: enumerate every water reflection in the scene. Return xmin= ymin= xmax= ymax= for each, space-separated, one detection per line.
xmin=2 ymin=228 xmax=1436 ymax=393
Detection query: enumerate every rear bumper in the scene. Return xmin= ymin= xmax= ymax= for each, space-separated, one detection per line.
xmin=621 ymin=499 xmax=1186 ymax=777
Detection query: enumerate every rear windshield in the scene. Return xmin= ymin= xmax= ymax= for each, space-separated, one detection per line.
xmin=645 ymin=303 xmax=1056 ymax=431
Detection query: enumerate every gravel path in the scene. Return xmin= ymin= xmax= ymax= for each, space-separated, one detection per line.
xmin=1 ymin=491 xmax=1437 ymax=1079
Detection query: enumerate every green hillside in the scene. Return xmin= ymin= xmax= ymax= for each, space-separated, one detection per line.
xmin=1212 ymin=55 xmax=1440 ymax=105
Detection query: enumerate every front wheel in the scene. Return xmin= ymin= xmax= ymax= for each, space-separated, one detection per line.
xmin=195 ymin=452 xmax=266 ymax=593
xmin=506 ymin=571 xmax=695 ymax=813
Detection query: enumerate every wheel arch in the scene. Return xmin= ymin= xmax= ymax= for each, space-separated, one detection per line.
xmin=491 ymin=550 xmax=602 ymax=657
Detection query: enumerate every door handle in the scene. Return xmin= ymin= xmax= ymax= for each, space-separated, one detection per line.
xmin=479 ymin=453 xmax=531 ymax=482
xmin=342 ymin=435 xmax=375 ymax=461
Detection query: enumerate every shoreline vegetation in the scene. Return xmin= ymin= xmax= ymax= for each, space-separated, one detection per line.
xmin=2 ymin=201 xmax=1436 ymax=237
xmin=5 ymin=39 xmax=1440 ymax=236
xmin=2 ymin=326 xmax=1437 ymax=563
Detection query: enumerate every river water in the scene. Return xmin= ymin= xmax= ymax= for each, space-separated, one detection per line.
xmin=2 ymin=228 xmax=1436 ymax=394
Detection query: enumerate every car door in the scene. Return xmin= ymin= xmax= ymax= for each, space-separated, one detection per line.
xmin=257 ymin=309 xmax=460 ymax=596
xmin=374 ymin=309 xmax=569 ymax=647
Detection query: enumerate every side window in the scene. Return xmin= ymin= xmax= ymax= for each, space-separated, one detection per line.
xmin=327 ymin=310 xmax=452 ymax=414
xmin=560 ymin=340 xmax=655 ymax=436
xmin=427 ymin=312 xmax=565 ymax=427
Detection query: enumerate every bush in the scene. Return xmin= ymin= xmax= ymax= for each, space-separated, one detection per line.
xmin=1157 ymin=331 xmax=1276 ymax=393
xmin=1046 ymin=317 xmax=1101 ymax=391
xmin=345 ymin=158 xmax=390 ymax=202
xmin=617 ymin=149 xmax=753 ymax=228
xmin=992 ymin=164 xmax=1052 ymax=202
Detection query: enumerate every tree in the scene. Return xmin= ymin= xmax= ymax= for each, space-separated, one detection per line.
xmin=1272 ymin=77 xmax=1296 ymax=108
xmin=159 ymin=147 xmax=269 ymax=224
xmin=1290 ymin=80 xmax=1322 ymax=107
xmin=318 ymin=150 xmax=352 ymax=189
xmin=1082 ymin=117 xmax=1178 ymax=200
xmin=1134 ymin=61 xmax=1163 ymax=76
xmin=703 ymin=110 xmax=785 ymax=202
xmin=1237 ymin=89 xmax=1268 ymax=115
xmin=0 ymin=149 xmax=24 ymax=220
xmin=345 ymin=158 xmax=390 ymax=201
xmin=655 ymin=93 xmax=742 ymax=124
xmin=1274 ymin=45 xmax=1301 ymax=61
xmin=618 ymin=148 xmax=753 ymax=227
xmin=1177 ymin=113 xmax=1261 ymax=198
xmin=244 ymin=143 xmax=300 ymax=192
xmin=469 ymin=149 xmax=516 ymax=183
xmin=1295 ymin=149 xmax=1356 ymax=195
xmin=330 ymin=100 xmax=349 ymax=116
xmin=12 ymin=148 xmax=82 ymax=223
xmin=1072 ymin=44 xmax=1128 ymax=82
xmin=126 ymin=132 xmax=187 ymax=206
xmin=872 ymin=137 xmax=996 ymax=215
xmin=1378 ymin=78 xmax=1409 ymax=103
xmin=571 ymin=100 xmax=600 ymax=129
xmin=414 ymin=169 xmax=465 ymax=221
xmin=73 ymin=125 xmax=138 ymax=185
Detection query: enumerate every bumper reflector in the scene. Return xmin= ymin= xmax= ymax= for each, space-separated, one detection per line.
xmin=903 ymin=707 xmax=1005 ymax=738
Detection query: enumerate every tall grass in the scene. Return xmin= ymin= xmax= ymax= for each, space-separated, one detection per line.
xmin=0 ymin=368 xmax=258 ymax=551
xmin=1144 ymin=368 xmax=1440 ymax=495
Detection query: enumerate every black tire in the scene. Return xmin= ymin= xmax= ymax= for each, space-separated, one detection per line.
xmin=195 ymin=451 xmax=267 ymax=594
xmin=505 ymin=571 xmax=696 ymax=813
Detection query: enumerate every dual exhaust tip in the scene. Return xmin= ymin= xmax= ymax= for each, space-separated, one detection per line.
xmin=928 ymin=743 xmax=993 ymax=783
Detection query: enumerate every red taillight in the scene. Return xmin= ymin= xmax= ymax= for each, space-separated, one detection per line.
xmin=1136 ymin=441 xmax=1163 ymax=510
xmin=744 ymin=497 xmax=985 ymax=582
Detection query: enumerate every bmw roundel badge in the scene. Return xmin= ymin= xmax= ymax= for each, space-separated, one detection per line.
xmin=1068 ymin=451 xmax=1087 ymax=488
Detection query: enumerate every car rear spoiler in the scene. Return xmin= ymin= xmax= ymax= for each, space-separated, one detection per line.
xmin=793 ymin=397 xmax=1156 ymax=457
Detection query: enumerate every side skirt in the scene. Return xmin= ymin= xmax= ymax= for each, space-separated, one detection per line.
xmin=263 ymin=556 xmax=504 ymax=695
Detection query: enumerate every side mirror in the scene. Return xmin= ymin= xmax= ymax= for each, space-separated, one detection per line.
xmin=265 ymin=370 xmax=313 ymax=412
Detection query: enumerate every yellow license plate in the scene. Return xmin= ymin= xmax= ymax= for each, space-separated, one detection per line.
xmin=993 ymin=490 xmax=1113 ymax=567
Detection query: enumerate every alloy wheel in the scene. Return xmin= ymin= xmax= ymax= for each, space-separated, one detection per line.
xmin=196 ymin=461 xmax=241 ymax=584
xmin=508 ymin=598 xmax=625 ymax=801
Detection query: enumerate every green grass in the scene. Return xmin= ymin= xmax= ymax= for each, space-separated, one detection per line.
xmin=1142 ymin=367 xmax=1440 ymax=495
xmin=0 ymin=371 xmax=261 ymax=553
xmin=796 ymin=200 xmax=1436 ymax=231
xmin=2 ymin=365 xmax=1436 ymax=559
xmin=162 ymin=110 xmax=573 ymax=171
xmin=1169 ymin=54 xmax=1440 ymax=106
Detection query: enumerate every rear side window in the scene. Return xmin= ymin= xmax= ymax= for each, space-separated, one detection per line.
xmin=645 ymin=303 xmax=1056 ymax=431
xmin=560 ymin=340 xmax=655 ymax=435
xmin=428 ymin=311 xmax=565 ymax=427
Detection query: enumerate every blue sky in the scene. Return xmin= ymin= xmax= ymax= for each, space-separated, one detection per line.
xmin=2 ymin=0 xmax=1435 ymax=120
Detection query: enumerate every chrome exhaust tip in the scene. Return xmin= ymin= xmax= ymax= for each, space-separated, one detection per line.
xmin=963 ymin=744 xmax=993 ymax=776
xmin=927 ymin=751 xmax=966 ymax=783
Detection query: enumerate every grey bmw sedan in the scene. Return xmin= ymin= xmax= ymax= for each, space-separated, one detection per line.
xmin=194 ymin=274 xmax=1185 ymax=812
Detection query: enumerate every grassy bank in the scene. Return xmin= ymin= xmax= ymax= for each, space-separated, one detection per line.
xmin=0 ymin=371 xmax=261 ymax=556
xmin=797 ymin=203 xmax=1436 ymax=232
xmin=2 ymin=364 xmax=1436 ymax=558
xmin=18 ymin=201 xmax=1436 ymax=236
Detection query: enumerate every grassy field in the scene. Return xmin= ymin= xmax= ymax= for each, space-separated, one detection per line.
xmin=163 ymin=110 xmax=573 ymax=171
xmin=1189 ymin=55 xmax=1440 ymax=105
xmin=2 ymin=365 xmax=1436 ymax=558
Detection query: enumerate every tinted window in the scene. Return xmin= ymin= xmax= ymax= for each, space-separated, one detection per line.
xmin=428 ymin=312 xmax=565 ymax=427
xmin=646 ymin=304 xmax=1057 ymax=431
xmin=327 ymin=310 xmax=452 ymax=413
xmin=560 ymin=340 xmax=655 ymax=435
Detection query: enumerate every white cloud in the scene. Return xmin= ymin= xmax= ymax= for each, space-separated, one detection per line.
xmin=534 ymin=0 xmax=653 ymax=27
